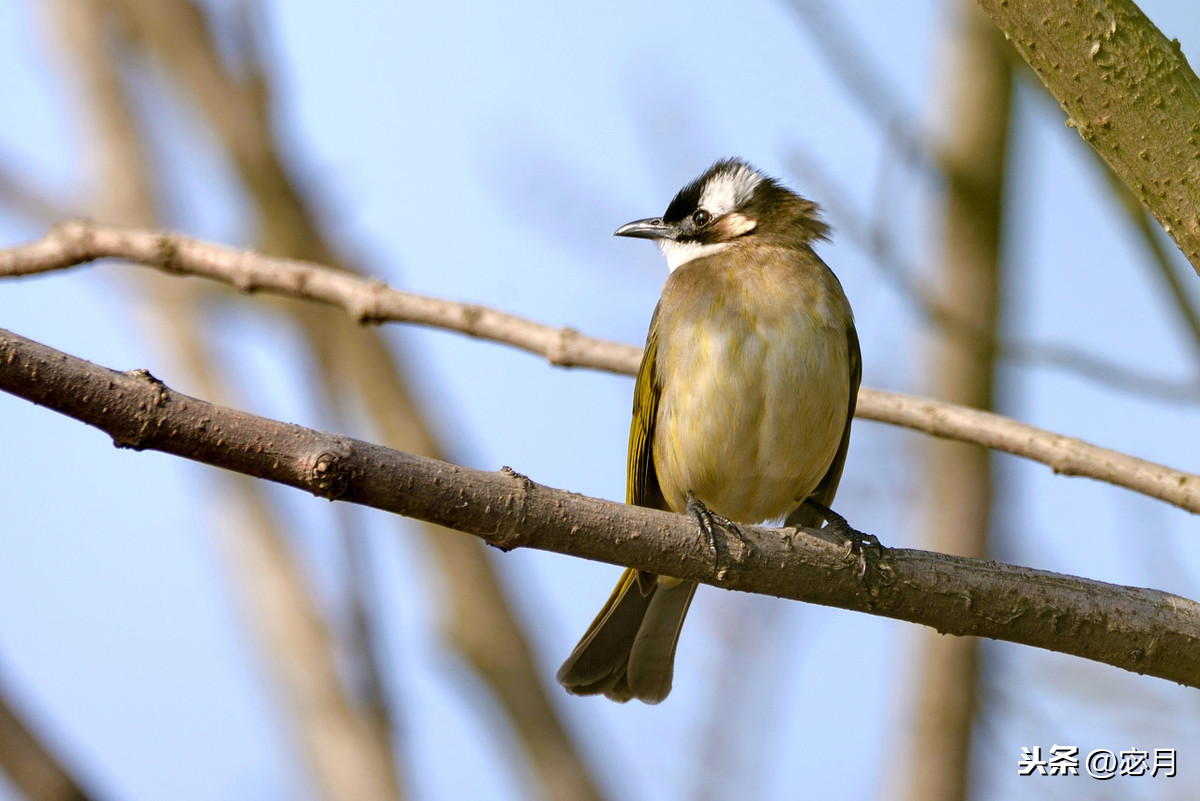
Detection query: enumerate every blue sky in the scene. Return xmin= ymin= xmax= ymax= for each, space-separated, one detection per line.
xmin=2 ymin=1 xmax=1199 ymax=799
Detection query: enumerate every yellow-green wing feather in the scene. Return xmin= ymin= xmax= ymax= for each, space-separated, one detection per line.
xmin=627 ymin=310 xmax=666 ymax=511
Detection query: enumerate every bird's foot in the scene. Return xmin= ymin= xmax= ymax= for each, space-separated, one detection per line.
xmin=804 ymin=498 xmax=882 ymax=580
xmin=686 ymin=492 xmax=752 ymax=575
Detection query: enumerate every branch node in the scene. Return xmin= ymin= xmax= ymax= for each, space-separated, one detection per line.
xmin=154 ymin=232 xmax=183 ymax=274
xmin=492 ymin=465 xmax=535 ymax=550
xmin=458 ymin=303 xmax=483 ymax=334
xmin=308 ymin=447 xmax=352 ymax=500
xmin=231 ymin=248 xmax=263 ymax=293
xmin=127 ymin=368 xmax=167 ymax=401
xmin=352 ymin=280 xmax=388 ymax=325
xmin=52 ymin=218 xmax=97 ymax=266
xmin=546 ymin=327 xmax=581 ymax=367
xmin=112 ymin=368 xmax=168 ymax=450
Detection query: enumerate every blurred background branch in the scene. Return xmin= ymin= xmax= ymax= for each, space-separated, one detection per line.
xmin=0 ymin=669 xmax=95 ymax=801
xmin=903 ymin=3 xmax=1011 ymax=799
xmin=48 ymin=0 xmax=403 ymax=797
xmin=0 ymin=0 xmax=607 ymax=798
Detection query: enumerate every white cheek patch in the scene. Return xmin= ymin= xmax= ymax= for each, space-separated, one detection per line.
xmin=658 ymin=239 xmax=730 ymax=272
xmin=698 ymin=164 xmax=765 ymax=217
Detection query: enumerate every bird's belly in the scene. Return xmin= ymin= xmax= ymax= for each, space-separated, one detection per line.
xmin=653 ymin=315 xmax=849 ymax=524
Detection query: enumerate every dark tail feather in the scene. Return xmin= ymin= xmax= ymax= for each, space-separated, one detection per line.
xmin=557 ymin=569 xmax=696 ymax=704
xmin=626 ymin=578 xmax=696 ymax=703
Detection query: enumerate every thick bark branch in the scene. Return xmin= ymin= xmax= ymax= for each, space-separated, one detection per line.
xmin=2 ymin=326 xmax=1199 ymax=688
xmin=1 ymin=221 xmax=1197 ymax=514
xmin=975 ymin=0 xmax=1200 ymax=274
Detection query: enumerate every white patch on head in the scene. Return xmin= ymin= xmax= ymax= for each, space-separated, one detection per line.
xmin=658 ymin=239 xmax=730 ymax=272
xmin=698 ymin=163 xmax=765 ymax=217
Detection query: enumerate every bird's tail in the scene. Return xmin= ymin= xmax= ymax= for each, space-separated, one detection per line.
xmin=556 ymin=568 xmax=697 ymax=704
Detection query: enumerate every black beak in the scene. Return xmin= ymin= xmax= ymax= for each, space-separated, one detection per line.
xmin=614 ymin=217 xmax=681 ymax=241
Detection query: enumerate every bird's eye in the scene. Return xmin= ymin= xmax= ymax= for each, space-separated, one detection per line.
xmin=692 ymin=209 xmax=711 ymax=227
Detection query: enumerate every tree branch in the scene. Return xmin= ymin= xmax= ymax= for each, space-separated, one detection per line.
xmin=2 ymin=326 xmax=1199 ymax=688
xmin=974 ymin=0 xmax=1200 ymax=274
xmin=1 ymin=220 xmax=1197 ymax=514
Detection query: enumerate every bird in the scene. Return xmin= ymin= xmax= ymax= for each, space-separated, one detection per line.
xmin=556 ymin=158 xmax=861 ymax=704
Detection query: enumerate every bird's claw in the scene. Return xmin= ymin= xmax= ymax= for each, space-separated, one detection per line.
xmin=843 ymin=527 xmax=882 ymax=579
xmin=686 ymin=492 xmax=753 ymax=571
xmin=805 ymin=498 xmax=882 ymax=580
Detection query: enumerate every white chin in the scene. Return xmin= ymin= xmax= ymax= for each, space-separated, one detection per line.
xmin=658 ymin=240 xmax=730 ymax=272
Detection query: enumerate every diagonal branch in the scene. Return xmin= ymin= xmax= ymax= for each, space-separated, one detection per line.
xmin=974 ymin=0 xmax=1200 ymax=274
xmin=2 ymin=326 xmax=1199 ymax=688
xmin=1 ymin=221 xmax=1197 ymax=514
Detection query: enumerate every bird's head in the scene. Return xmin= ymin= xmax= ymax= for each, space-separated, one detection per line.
xmin=615 ymin=158 xmax=829 ymax=271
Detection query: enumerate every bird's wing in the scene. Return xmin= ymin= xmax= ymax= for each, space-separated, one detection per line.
xmin=628 ymin=309 xmax=667 ymax=512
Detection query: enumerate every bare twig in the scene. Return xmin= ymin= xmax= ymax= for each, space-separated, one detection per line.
xmin=866 ymin=389 xmax=1199 ymax=512
xmin=2 ymin=325 xmax=1200 ymax=688
xmin=2 ymin=221 xmax=1197 ymax=514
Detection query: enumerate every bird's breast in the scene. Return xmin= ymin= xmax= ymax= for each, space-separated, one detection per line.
xmin=651 ymin=251 xmax=851 ymax=523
